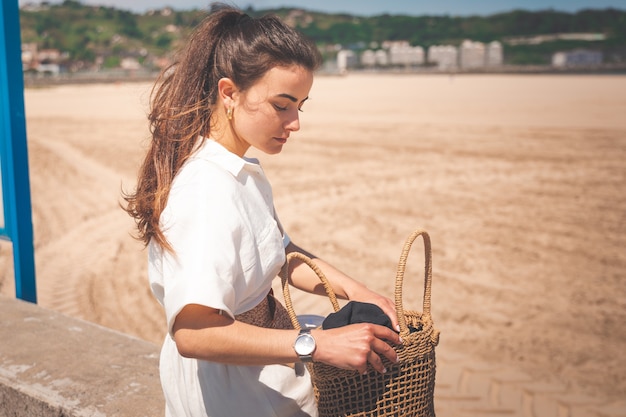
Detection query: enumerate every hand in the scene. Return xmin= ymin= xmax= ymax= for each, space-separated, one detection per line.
xmin=312 ymin=323 xmax=402 ymax=374
xmin=346 ymin=287 xmax=399 ymax=333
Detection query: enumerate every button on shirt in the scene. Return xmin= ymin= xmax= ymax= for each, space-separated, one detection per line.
xmin=148 ymin=139 xmax=316 ymax=417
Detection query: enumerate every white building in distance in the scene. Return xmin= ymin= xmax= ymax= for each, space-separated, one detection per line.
xmin=486 ymin=41 xmax=504 ymax=67
xmin=375 ymin=49 xmax=389 ymax=66
xmin=349 ymin=39 xmax=503 ymax=72
xmin=458 ymin=40 xmax=504 ymax=69
xmin=361 ymin=49 xmax=376 ymax=68
xmin=389 ymin=45 xmax=425 ymax=67
xmin=460 ymin=40 xmax=486 ymax=69
xmin=552 ymin=49 xmax=603 ymax=68
xmin=337 ymin=50 xmax=357 ymax=73
xmin=427 ymin=45 xmax=459 ymax=70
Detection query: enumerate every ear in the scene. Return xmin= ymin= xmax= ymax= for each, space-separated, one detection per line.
xmin=218 ymin=77 xmax=238 ymax=109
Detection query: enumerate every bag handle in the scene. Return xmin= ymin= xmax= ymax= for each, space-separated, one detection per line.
xmin=280 ymin=251 xmax=342 ymax=330
xmin=281 ymin=229 xmax=434 ymax=339
xmin=395 ymin=229 xmax=434 ymax=339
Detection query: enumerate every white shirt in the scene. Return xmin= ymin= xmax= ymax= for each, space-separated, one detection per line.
xmin=149 ymin=139 xmax=317 ymax=417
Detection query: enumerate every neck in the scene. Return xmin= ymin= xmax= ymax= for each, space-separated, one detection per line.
xmin=210 ymin=114 xmax=249 ymax=157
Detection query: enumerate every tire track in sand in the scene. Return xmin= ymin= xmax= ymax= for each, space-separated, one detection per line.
xmin=28 ymin=136 xmax=162 ymax=339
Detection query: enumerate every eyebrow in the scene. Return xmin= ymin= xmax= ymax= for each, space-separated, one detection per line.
xmin=277 ymin=93 xmax=309 ymax=103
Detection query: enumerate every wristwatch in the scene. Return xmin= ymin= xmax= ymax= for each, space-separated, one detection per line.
xmin=293 ymin=329 xmax=316 ymax=363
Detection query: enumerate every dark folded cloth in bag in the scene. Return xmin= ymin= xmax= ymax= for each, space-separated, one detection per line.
xmin=321 ymin=301 xmax=394 ymax=330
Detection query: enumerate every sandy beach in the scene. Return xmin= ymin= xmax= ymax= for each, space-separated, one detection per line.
xmin=1 ymin=73 xmax=625 ymax=403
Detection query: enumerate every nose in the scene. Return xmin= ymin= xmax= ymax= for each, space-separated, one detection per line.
xmin=285 ymin=111 xmax=301 ymax=132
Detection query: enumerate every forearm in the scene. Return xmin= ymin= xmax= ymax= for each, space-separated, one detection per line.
xmin=173 ymin=304 xmax=301 ymax=365
xmin=285 ymin=241 xmax=400 ymax=331
xmin=173 ymin=304 xmax=401 ymax=374
xmin=285 ymin=242 xmax=369 ymax=300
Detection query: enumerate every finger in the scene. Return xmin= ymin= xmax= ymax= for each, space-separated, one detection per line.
xmin=367 ymin=351 xmax=386 ymax=374
xmin=371 ymin=324 xmax=402 ymax=345
xmin=371 ymin=337 xmax=398 ymax=365
xmin=386 ymin=309 xmax=400 ymax=332
xmin=379 ymin=299 xmax=400 ymax=332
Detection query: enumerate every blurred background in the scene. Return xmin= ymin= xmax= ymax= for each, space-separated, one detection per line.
xmin=16 ymin=0 xmax=626 ymax=83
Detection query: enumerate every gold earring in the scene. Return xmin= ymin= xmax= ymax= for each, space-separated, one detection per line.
xmin=226 ymin=106 xmax=233 ymax=121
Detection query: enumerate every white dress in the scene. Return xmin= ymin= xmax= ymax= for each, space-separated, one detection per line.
xmin=148 ymin=139 xmax=317 ymax=417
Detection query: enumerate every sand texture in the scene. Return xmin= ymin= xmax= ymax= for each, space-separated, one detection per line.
xmin=1 ymin=73 xmax=625 ymax=402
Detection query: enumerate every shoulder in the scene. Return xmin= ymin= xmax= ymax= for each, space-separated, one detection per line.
xmin=164 ymin=159 xmax=241 ymax=226
xmin=174 ymin=157 xmax=237 ymax=192
xmin=179 ymin=157 xmax=232 ymax=181
xmin=165 ymin=160 xmax=241 ymax=221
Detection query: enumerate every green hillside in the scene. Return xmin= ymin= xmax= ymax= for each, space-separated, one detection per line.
xmin=19 ymin=1 xmax=626 ymax=70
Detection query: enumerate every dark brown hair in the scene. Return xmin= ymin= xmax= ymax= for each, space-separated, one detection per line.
xmin=123 ymin=5 xmax=322 ymax=251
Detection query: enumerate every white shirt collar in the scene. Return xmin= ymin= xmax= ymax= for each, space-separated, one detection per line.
xmin=193 ymin=138 xmax=262 ymax=177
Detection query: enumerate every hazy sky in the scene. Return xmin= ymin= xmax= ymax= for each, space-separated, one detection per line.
xmin=18 ymin=0 xmax=626 ymax=15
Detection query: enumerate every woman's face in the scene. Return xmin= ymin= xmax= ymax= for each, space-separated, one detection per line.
xmin=231 ymin=65 xmax=314 ymax=156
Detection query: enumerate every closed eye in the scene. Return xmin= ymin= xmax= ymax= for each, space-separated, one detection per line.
xmin=273 ymin=94 xmax=310 ymax=113
xmin=298 ymin=98 xmax=309 ymax=112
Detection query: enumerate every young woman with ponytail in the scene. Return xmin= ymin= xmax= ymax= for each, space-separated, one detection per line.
xmin=124 ymin=5 xmax=400 ymax=416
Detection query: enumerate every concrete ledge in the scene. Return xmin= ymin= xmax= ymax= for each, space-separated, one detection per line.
xmin=0 ymin=296 xmax=164 ymax=417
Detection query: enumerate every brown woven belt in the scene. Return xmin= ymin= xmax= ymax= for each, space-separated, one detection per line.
xmin=235 ymin=289 xmax=294 ymax=330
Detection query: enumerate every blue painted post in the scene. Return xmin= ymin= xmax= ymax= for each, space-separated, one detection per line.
xmin=0 ymin=0 xmax=37 ymax=303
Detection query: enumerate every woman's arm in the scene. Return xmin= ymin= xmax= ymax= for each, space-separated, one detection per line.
xmin=172 ymin=303 xmax=401 ymax=374
xmin=284 ymin=241 xmax=399 ymax=331
xmin=172 ymin=241 xmax=402 ymax=373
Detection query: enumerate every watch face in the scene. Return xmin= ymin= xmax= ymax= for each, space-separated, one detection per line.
xmin=295 ymin=334 xmax=316 ymax=355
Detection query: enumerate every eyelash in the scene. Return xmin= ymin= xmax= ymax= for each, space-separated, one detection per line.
xmin=274 ymin=104 xmax=305 ymax=113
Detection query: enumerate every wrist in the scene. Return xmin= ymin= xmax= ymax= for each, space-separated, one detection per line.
xmin=343 ymin=281 xmax=369 ymax=301
xmin=293 ymin=328 xmax=316 ymax=362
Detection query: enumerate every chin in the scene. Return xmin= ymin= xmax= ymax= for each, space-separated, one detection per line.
xmin=262 ymin=144 xmax=284 ymax=155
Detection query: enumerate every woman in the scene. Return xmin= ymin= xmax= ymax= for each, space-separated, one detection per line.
xmin=124 ymin=5 xmax=401 ymax=417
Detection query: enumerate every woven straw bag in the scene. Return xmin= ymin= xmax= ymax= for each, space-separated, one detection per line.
xmin=280 ymin=229 xmax=440 ymax=417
